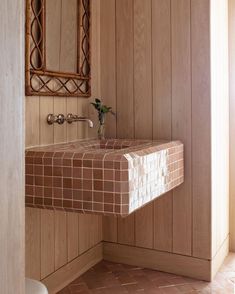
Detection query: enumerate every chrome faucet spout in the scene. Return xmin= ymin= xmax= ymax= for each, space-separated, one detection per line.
xmin=66 ymin=114 xmax=94 ymax=128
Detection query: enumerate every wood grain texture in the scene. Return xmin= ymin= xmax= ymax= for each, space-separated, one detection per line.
xmin=42 ymin=243 xmax=103 ymax=294
xmin=100 ymin=0 xmax=117 ymax=138
xmin=152 ymin=0 xmax=173 ymax=252
xmin=133 ymin=0 xmax=152 ymax=139
xmin=0 ymin=0 xmax=24 ymax=292
xmin=67 ymin=213 xmax=79 ymax=262
xmin=25 ymin=97 xmax=40 ymax=147
xmin=25 ymin=0 xmax=103 ymax=282
xmin=133 ymin=0 xmax=153 ymax=249
xmin=210 ymin=0 xmax=229 ymax=257
xmin=55 ymin=211 xmax=68 ymax=270
xmin=103 ymin=216 xmax=118 ymax=243
xmin=152 ymin=0 xmax=172 ymax=140
xmin=191 ymin=0 xmax=211 ymax=259
xmin=78 ymin=214 xmax=103 ymax=255
xmin=116 ymin=0 xmax=134 ymax=138
xmin=135 ymin=204 xmax=153 ymax=249
xmin=229 ymin=0 xmax=235 ymax=252
xmin=41 ymin=209 xmax=55 ymax=279
xmin=154 ymin=194 xmax=173 ymax=252
xmin=25 ymin=208 xmax=41 ymax=280
xmin=171 ymin=0 xmax=192 ymax=256
xmin=39 ymin=97 xmax=54 ymax=146
xmin=118 ymin=215 xmax=135 ymax=246
xmin=116 ymin=0 xmax=135 ymax=245
xmin=103 ymin=242 xmax=211 ymax=281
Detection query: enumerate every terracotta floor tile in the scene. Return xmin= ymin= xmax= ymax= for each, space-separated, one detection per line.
xmin=58 ymin=254 xmax=235 ymax=294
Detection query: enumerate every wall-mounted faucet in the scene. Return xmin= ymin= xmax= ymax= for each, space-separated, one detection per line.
xmin=66 ymin=114 xmax=94 ymax=128
xmin=47 ymin=114 xmax=94 ymax=128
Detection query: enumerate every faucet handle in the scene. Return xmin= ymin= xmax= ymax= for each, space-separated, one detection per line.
xmin=66 ymin=113 xmax=77 ymax=124
xmin=47 ymin=114 xmax=65 ymax=125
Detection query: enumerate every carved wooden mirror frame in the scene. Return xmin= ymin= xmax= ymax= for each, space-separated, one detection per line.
xmin=25 ymin=0 xmax=91 ymax=97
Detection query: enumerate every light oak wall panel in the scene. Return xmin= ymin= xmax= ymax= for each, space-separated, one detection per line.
xmin=116 ymin=0 xmax=134 ymax=139
xmin=191 ymin=0 xmax=211 ymax=259
xmin=0 ymin=0 xmax=25 ymax=292
xmin=25 ymin=0 xmax=103 ymax=281
xmin=55 ymin=211 xmax=68 ymax=270
xmin=229 ymin=0 xmax=235 ymax=252
xmin=101 ymin=0 xmax=228 ymax=267
xmin=171 ymin=0 xmax=192 ymax=256
xmin=152 ymin=0 xmax=173 ymax=253
xmin=211 ymin=0 xmax=229 ymax=256
xmin=67 ymin=213 xmax=79 ymax=262
xmin=116 ymin=0 xmax=136 ymax=245
xmin=25 ymin=208 xmax=41 ymax=280
xmin=41 ymin=210 xmax=55 ymax=279
xmin=100 ymin=0 xmax=117 ymax=138
xmin=100 ymin=0 xmax=118 ymax=243
xmin=133 ymin=0 xmax=153 ymax=249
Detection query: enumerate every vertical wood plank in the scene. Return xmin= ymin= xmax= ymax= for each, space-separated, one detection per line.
xmin=25 ymin=97 xmax=40 ymax=148
xmin=171 ymin=0 xmax=192 ymax=256
xmin=135 ymin=204 xmax=153 ymax=249
xmin=53 ymin=98 xmax=67 ymax=143
xmin=78 ymin=214 xmax=102 ymax=255
xmin=116 ymin=0 xmax=135 ymax=246
xmin=152 ymin=0 xmax=172 ymax=140
xmin=100 ymin=0 xmax=117 ymax=138
xmin=0 ymin=0 xmax=24 ymax=291
xmin=67 ymin=98 xmax=78 ymax=142
xmin=152 ymin=0 xmax=173 ymax=253
xmin=154 ymin=195 xmax=173 ymax=251
xmin=229 ymin=0 xmax=235 ymax=252
xmin=191 ymin=0 xmax=211 ymax=259
xmin=133 ymin=0 xmax=153 ymax=249
xmin=77 ymin=99 xmax=89 ymax=139
xmin=100 ymin=0 xmax=118 ymax=243
xmin=41 ymin=210 xmax=55 ymax=279
xmin=55 ymin=211 xmax=67 ymax=270
xmin=103 ymin=216 xmax=118 ymax=243
xmin=89 ymin=0 xmax=101 ymax=139
xmin=25 ymin=208 xmax=41 ymax=279
xmin=118 ymin=215 xmax=135 ymax=246
xmin=39 ymin=97 xmax=54 ymax=146
xmin=133 ymin=0 xmax=152 ymax=139
xmin=116 ymin=0 xmax=134 ymax=138
xmin=67 ymin=212 xmax=79 ymax=262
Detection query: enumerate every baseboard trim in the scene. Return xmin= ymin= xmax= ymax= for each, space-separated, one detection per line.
xmin=211 ymin=235 xmax=229 ymax=279
xmin=42 ymin=243 xmax=103 ymax=294
xmin=103 ymin=242 xmax=211 ymax=281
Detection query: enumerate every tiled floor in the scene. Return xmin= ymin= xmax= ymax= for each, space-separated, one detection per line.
xmin=58 ymin=254 xmax=235 ymax=294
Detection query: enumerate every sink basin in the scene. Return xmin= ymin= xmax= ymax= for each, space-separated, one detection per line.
xmin=25 ymin=139 xmax=184 ymax=216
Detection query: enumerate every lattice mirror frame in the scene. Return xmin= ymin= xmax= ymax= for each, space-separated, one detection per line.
xmin=25 ymin=0 xmax=91 ymax=97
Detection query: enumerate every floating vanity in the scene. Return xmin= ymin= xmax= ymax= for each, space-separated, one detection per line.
xmin=25 ymin=139 xmax=184 ymax=216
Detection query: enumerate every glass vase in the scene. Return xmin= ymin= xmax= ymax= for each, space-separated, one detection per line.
xmin=98 ymin=123 xmax=105 ymax=140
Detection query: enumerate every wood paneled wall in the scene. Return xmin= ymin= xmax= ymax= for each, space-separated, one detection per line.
xmin=25 ymin=0 xmax=103 ymax=280
xmin=0 ymin=0 xmax=25 ymax=293
xmin=25 ymin=0 xmax=230 ymax=283
xmin=229 ymin=0 xmax=235 ymax=252
xmin=211 ymin=0 xmax=229 ymax=257
xmin=101 ymin=0 xmax=229 ymax=262
xmin=26 ymin=208 xmax=102 ymax=280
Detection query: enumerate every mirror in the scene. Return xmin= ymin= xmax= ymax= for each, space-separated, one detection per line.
xmin=25 ymin=0 xmax=91 ymax=97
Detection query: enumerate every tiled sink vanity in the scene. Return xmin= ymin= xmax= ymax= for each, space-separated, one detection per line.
xmin=25 ymin=139 xmax=184 ymax=216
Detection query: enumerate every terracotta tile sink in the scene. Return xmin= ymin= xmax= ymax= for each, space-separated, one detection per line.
xmin=25 ymin=139 xmax=184 ymax=216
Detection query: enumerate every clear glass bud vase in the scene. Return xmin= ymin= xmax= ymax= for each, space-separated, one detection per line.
xmin=98 ymin=114 xmax=105 ymax=140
